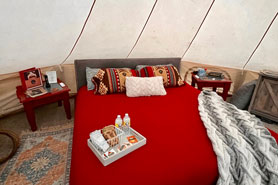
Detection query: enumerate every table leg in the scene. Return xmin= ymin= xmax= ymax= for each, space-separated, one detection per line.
xmin=197 ymin=84 xmax=203 ymax=91
xmin=222 ymin=84 xmax=231 ymax=101
xmin=63 ymin=95 xmax=71 ymax=119
xmin=24 ymin=104 xmax=37 ymax=131
xmin=213 ymin=87 xmax=217 ymax=92
xmin=58 ymin=100 xmax=62 ymax=107
xmin=191 ymin=77 xmax=196 ymax=87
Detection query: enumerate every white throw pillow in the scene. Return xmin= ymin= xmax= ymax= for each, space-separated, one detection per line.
xmin=125 ymin=76 xmax=166 ymax=97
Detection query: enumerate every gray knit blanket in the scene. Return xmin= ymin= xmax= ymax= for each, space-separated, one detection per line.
xmin=198 ymin=91 xmax=278 ymax=185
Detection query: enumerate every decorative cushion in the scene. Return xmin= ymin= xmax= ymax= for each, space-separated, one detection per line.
xmin=139 ymin=65 xmax=184 ymax=87
xmin=136 ymin=64 xmax=173 ymax=76
xmin=136 ymin=64 xmax=173 ymax=71
xmin=125 ymin=77 xmax=166 ymax=97
xmin=86 ymin=67 xmax=99 ymax=90
xmin=230 ymin=80 xmax=257 ymax=110
xmin=92 ymin=68 xmax=137 ymax=95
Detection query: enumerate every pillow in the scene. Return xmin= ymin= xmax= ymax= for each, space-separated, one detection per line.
xmin=92 ymin=68 xmax=137 ymax=95
xmin=135 ymin=64 xmax=173 ymax=71
xmin=139 ymin=65 xmax=184 ymax=87
xmin=86 ymin=67 xmax=100 ymax=90
xmin=230 ymin=80 xmax=257 ymax=110
xmin=136 ymin=64 xmax=173 ymax=76
xmin=125 ymin=76 xmax=166 ymax=97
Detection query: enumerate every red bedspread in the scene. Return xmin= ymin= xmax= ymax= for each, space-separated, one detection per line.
xmin=70 ymin=84 xmax=278 ymax=185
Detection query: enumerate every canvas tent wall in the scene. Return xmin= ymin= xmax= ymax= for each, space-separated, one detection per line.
xmin=0 ymin=0 xmax=278 ymax=116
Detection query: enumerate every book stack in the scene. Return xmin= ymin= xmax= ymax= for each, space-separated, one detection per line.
xmin=25 ymin=87 xmax=47 ymax=98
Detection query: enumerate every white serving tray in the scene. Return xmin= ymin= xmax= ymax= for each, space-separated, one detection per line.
xmin=88 ymin=127 xmax=147 ymax=166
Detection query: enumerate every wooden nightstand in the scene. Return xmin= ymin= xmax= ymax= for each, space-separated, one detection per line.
xmin=248 ymin=71 xmax=278 ymax=122
xmin=191 ymin=74 xmax=232 ymax=101
xmin=16 ymin=80 xmax=71 ymax=131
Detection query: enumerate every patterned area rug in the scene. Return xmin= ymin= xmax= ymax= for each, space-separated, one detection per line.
xmin=0 ymin=121 xmax=73 ymax=185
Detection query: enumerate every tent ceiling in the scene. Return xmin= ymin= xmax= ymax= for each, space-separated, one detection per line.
xmin=0 ymin=0 xmax=92 ymax=74
xmin=246 ymin=18 xmax=278 ymax=71
xmin=0 ymin=0 xmax=278 ymax=74
xmin=183 ymin=0 xmax=278 ymax=70
xmin=128 ymin=0 xmax=211 ymax=58
xmin=68 ymin=0 xmax=156 ymax=61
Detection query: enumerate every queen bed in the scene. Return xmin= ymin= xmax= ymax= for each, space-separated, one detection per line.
xmin=70 ymin=58 xmax=278 ymax=185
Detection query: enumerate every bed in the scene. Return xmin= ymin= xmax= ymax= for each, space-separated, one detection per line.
xmin=70 ymin=58 xmax=278 ymax=185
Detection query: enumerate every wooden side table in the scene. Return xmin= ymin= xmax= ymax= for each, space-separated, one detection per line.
xmin=191 ymin=74 xmax=232 ymax=101
xmin=16 ymin=80 xmax=71 ymax=131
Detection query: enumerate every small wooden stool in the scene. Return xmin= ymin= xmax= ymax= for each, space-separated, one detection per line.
xmin=0 ymin=130 xmax=20 ymax=164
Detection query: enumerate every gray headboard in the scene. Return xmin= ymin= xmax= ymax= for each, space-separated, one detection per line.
xmin=74 ymin=58 xmax=181 ymax=90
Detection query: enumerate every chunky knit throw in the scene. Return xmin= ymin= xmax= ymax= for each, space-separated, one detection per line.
xmin=198 ymin=91 xmax=278 ymax=185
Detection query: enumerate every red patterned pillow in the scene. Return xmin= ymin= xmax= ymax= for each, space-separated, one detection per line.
xmin=139 ymin=65 xmax=184 ymax=87
xmin=92 ymin=68 xmax=137 ymax=95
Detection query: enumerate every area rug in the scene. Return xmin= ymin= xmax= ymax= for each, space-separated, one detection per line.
xmin=0 ymin=121 xmax=73 ymax=185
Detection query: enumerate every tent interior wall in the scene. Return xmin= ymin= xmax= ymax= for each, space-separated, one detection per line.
xmin=0 ymin=0 xmax=278 ymax=117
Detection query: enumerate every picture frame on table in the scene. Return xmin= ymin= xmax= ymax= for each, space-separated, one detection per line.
xmin=19 ymin=68 xmax=43 ymax=91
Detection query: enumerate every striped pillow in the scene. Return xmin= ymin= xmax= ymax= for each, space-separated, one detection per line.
xmin=92 ymin=68 xmax=137 ymax=95
xmin=139 ymin=65 xmax=184 ymax=87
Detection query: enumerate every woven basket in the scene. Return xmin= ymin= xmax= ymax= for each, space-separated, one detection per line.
xmin=0 ymin=130 xmax=20 ymax=164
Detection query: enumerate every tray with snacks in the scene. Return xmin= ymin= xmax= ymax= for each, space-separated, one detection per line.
xmin=88 ymin=125 xmax=147 ymax=166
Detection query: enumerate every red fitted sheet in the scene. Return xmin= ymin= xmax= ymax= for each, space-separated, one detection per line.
xmin=70 ymin=84 xmax=278 ymax=185
xmin=70 ymin=84 xmax=218 ymax=185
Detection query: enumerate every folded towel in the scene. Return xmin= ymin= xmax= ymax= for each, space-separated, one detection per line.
xmin=90 ymin=130 xmax=109 ymax=152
